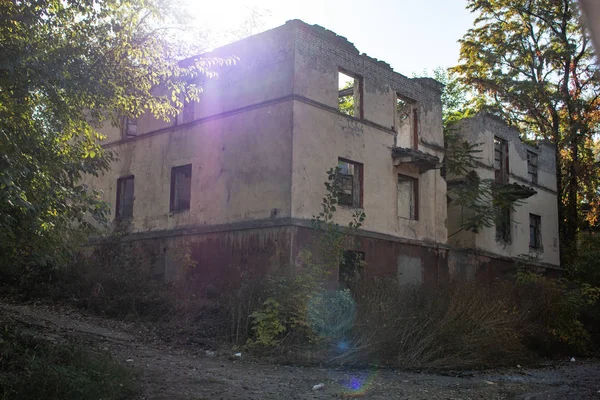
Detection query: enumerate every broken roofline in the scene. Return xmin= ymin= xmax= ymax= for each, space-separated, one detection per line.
xmin=178 ymin=19 xmax=444 ymax=94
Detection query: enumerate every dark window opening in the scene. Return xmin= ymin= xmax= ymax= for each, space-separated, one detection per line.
xmin=123 ymin=117 xmax=138 ymax=138
xmin=527 ymin=151 xmax=538 ymax=184
xmin=494 ymin=137 xmax=509 ymax=183
xmin=338 ymin=69 xmax=363 ymax=118
xmin=395 ymin=94 xmax=418 ymax=149
xmin=530 ymin=214 xmax=542 ymax=249
xmin=338 ymin=158 xmax=363 ymax=208
xmin=339 ymin=250 xmax=365 ymax=288
xmin=397 ymin=174 xmax=418 ymax=220
xmin=116 ymin=176 xmax=134 ymax=220
xmin=495 ymin=207 xmax=511 ymax=243
xmin=170 ymin=164 xmax=192 ymax=212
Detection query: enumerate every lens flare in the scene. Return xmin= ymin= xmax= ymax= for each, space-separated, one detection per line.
xmin=340 ymin=369 xmax=379 ymax=397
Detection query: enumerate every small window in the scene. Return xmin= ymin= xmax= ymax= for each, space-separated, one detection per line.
xmin=338 ymin=158 xmax=363 ymax=208
xmin=494 ymin=137 xmax=509 ymax=183
xmin=529 ymin=214 xmax=542 ymax=249
xmin=170 ymin=164 xmax=192 ymax=212
xmin=123 ymin=117 xmax=138 ymax=138
xmin=338 ymin=69 xmax=363 ymax=118
xmin=116 ymin=176 xmax=134 ymax=219
xmin=495 ymin=207 xmax=511 ymax=243
xmin=527 ymin=151 xmax=538 ymax=184
xmin=397 ymin=175 xmax=418 ymax=220
xmin=339 ymin=250 xmax=365 ymax=288
xmin=395 ymin=94 xmax=418 ymax=149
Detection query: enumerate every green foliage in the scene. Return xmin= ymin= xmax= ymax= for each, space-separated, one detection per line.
xmin=338 ymin=81 xmax=354 ymax=116
xmin=248 ymin=298 xmax=286 ymax=348
xmin=516 ymin=270 xmax=599 ymax=353
xmin=247 ymin=166 xmax=366 ymax=348
xmin=0 ymin=0 xmax=231 ymax=274
xmin=0 ymin=323 xmax=137 ymax=400
xmin=452 ymin=0 xmax=600 ymax=257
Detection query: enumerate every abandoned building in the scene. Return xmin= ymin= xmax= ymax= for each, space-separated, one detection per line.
xmin=85 ymin=20 xmax=560 ymax=289
xmin=447 ymin=113 xmax=560 ymax=273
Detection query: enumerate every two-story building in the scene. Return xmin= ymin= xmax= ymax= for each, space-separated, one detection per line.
xmin=85 ymin=20 xmax=448 ymax=289
xmin=447 ymin=113 xmax=560 ymax=276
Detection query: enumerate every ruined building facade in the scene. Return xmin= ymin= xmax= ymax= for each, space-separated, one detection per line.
xmin=85 ymin=20 xmax=559 ymax=290
xmin=448 ymin=114 xmax=560 ymax=269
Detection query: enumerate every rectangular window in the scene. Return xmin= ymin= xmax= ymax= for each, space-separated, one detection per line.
xmin=495 ymin=207 xmax=511 ymax=243
xmin=338 ymin=69 xmax=363 ymax=118
xmin=494 ymin=137 xmax=509 ymax=183
xmin=395 ymin=94 xmax=418 ymax=149
xmin=527 ymin=151 xmax=538 ymax=184
xmin=397 ymin=174 xmax=418 ymax=220
xmin=338 ymin=158 xmax=363 ymax=208
xmin=123 ymin=117 xmax=138 ymax=138
xmin=339 ymin=250 xmax=365 ymax=288
xmin=170 ymin=164 xmax=192 ymax=212
xmin=529 ymin=214 xmax=542 ymax=249
xmin=116 ymin=176 xmax=134 ymax=219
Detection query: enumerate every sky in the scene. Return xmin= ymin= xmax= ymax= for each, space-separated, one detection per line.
xmin=185 ymin=0 xmax=476 ymax=77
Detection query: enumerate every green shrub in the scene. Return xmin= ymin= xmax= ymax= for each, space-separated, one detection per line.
xmin=515 ymin=270 xmax=599 ymax=354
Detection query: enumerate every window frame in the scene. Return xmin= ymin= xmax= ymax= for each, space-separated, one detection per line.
xmin=529 ymin=213 xmax=542 ymax=249
xmin=337 ymin=68 xmax=364 ymax=119
xmin=397 ymin=174 xmax=419 ymax=221
xmin=339 ymin=250 xmax=365 ymax=288
xmin=494 ymin=136 xmax=509 ymax=184
xmin=495 ymin=207 xmax=511 ymax=243
xmin=337 ymin=158 xmax=363 ymax=208
xmin=122 ymin=116 xmax=138 ymax=138
xmin=395 ymin=93 xmax=419 ymax=150
xmin=170 ymin=164 xmax=192 ymax=213
xmin=115 ymin=175 xmax=135 ymax=220
xmin=527 ymin=150 xmax=538 ymax=185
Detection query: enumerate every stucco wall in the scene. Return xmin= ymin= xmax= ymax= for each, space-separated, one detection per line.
xmin=84 ymin=103 xmax=294 ymax=232
xmin=448 ymin=114 xmax=560 ymax=266
xmin=289 ymin=22 xmax=446 ymax=244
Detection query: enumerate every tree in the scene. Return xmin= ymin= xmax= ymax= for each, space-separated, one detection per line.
xmin=452 ymin=0 xmax=600 ymax=262
xmin=0 ymin=0 xmax=229 ymax=277
xmin=419 ymin=68 xmax=533 ymax=236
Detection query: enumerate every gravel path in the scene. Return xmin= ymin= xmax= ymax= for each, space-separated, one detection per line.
xmin=1 ymin=302 xmax=599 ymax=400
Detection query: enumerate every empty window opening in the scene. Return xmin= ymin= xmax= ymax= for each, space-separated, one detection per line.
xmin=395 ymin=94 xmax=418 ymax=149
xmin=527 ymin=151 xmax=538 ymax=184
xmin=116 ymin=176 xmax=134 ymax=220
xmin=397 ymin=174 xmax=418 ymax=220
xmin=494 ymin=137 xmax=509 ymax=183
xmin=123 ymin=116 xmax=138 ymax=138
xmin=495 ymin=207 xmax=511 ymax=243
xmin=338 ymin=69 xmax=362 ymax=118
xmin=339 ymin=250 xmax=365 ymax=288
xmin=338 ymin=158 xmax=363 ymax=208
xmin=529 ymin=214 xmax=542 ymax=249
xmin=170 ymin=164 xmax=192 ymax=212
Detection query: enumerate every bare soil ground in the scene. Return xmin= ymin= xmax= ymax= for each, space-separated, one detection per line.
xmin=1 ymin=301 xmax=599 ymax=400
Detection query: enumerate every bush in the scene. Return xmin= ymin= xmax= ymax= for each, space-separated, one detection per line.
xmin=0 ymin=322 xmax=137 ymax=400
xmin=515 ymin=271 xmax=599 ymax=355
xmin=332 ymin=278 xmax=533 ymax=369
xmin=58 ymin=238 xmax=170 ymax=319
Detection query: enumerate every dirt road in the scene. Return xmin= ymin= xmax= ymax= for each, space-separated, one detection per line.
xmin=1 ymin=302 xmax=599 ymax=400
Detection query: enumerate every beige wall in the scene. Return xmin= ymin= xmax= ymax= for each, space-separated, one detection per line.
xmin=448 ymin=114 xmax=560 ymax=266
xmin=85 ymin=103 xmax=293 ymax=233
xmin=87 ymin=20 xmax=447 ymax=247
